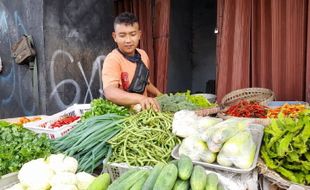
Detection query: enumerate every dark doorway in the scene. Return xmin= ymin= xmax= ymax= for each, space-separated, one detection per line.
xmin=168 ymin=0 xmax=217 ymax=94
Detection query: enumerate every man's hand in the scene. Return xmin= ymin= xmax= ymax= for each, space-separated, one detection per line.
xmin=139 ymin=97 xmax=161 ymax=111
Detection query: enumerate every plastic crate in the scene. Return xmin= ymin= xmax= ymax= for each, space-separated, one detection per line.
xmin=23 ymin=104 xmax=90 ymax=139
xmin=103 ymin=162 xmax=152 ymax=181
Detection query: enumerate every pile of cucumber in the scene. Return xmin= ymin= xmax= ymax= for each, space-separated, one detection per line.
xmin=107 ymin=155 xmax=224 ymax=190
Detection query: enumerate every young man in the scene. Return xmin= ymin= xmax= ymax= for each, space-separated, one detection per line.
xmin=102 ymin=12 xmax=162 ymax=111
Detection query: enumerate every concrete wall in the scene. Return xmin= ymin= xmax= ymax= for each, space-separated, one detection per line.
xmin=168 ymin=0 xmax=217 ymax=94
xmin=0 ymin=0 xmax=115 ymax=118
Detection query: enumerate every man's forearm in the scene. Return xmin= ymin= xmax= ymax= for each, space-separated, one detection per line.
xmin=147 ymin=83 xmax=162 ymax=96
xmin=104 ymin=86 xmax=144 ymax=106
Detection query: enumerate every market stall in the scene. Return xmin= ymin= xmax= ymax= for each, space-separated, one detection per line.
xmin=0 ymin=88 xmax=309 ymax=190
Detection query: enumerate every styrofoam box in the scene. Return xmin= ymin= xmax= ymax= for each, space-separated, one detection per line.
xmin=23 ymin=104 xmax=90 ymax=139
xmin=172 ymin=124 xmax=264 ymax=173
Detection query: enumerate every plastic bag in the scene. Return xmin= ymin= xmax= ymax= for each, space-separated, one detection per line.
xmin=178 ymin=135 xmax=208 ymax=161
xmin=201 ymin=118 xmax=253 ymax=153
xmin=172 ymin=110 xmax=222 ymax=138
xmin=217 ymin=130 xmax=256 ymax=169
xmin=199 ymin=148 xmax=217 ymax=163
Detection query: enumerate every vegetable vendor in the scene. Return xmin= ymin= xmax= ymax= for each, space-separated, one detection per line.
xmin=102 ymin=12 xmax=162 ymax=111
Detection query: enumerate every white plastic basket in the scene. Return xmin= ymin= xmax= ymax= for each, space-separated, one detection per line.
xmin=23 ymin=104 xmax=90 ymax=139
xmin=103 ymin=162 xmax=152 ymax=181
xmin=0 ymin=172 xmax=19 ymax=190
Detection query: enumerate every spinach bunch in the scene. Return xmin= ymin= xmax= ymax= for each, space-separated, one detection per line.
xmin=0 ymin=121 xmax=51 ymax=176
xmin=260 ymin=109 xmax=310 ymax=185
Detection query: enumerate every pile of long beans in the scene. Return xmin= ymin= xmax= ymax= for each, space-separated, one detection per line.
xmin=108 ymin=109 xmax=181 ymax=166
xmin=51 ymin=114 xmax=126 ymax=173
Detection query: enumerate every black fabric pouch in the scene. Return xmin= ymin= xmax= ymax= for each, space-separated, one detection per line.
xmin=118 ymin=49 xmax=149 ymax=94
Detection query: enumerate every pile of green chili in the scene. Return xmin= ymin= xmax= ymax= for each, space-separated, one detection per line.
xmin=108 ymin=109 xmax=181 ymax=166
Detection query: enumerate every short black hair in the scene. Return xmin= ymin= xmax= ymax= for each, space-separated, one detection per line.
xmin=114 ymin=12 xmax=138 ymax=28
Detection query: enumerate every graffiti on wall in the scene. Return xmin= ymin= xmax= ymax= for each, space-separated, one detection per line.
xmin=49 ymin=49 xmax=105 ymax=110
xmin=0 ymin=2 xmax=107 ymax=116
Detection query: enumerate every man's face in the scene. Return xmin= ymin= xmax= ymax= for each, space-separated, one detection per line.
xmin=113 ymin=22 xmax=141 ymax=56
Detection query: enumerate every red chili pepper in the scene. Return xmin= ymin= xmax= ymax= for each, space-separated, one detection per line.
xmin=50 ymin=116 xmax=80 ymax=128
xmin=224 ymin=100 xmax=268 ymax=118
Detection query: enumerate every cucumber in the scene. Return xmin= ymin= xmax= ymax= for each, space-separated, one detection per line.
xmin=107 ymin=169 xmax=138 ymax=190
xmin=178 ymin=154 xmax=193 ymax=180
xmin=116 ymin=170 xmax=149 ymax=190
xmin=130 ymin=170 xmax=150 ymax=190
xmin=142 ymin=163 xmax=165 ymax=190
xmin=190 ymin=165 xmax=207 ymax=190
xmin=87 ymin=173 xmax=110 ymax=190
xmin=173 ymin=179 xmax=189 ymax=190
xmin=205 ymin=173 xmax=219 ymax=190
xmin=170 ymin=159 xmax=179 ymax=167
xmin=153 ymin=164 xmax=178 ymax=190
xmin=217 ymin=182 xmax=224 ymax=190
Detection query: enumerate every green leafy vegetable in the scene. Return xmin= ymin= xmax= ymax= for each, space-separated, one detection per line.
xmin=156 ymin=90 xmax=216 ymax=113
xmin=261 ymin=109 xmax=310 ymax=185
xmin=183 ymin=91 xmax=212 ymax=108
xmin=0 ymin=122 xmax=51 ymax=176
xmin=82 ymin=98 xmax=130 ymax=120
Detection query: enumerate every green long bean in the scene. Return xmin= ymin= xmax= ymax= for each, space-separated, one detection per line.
xmin=108 ymin=109 xmax=181 ymax=166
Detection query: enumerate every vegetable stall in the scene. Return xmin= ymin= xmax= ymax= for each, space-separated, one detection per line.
xmin=0 ymin=88 xmax=309 ymax=190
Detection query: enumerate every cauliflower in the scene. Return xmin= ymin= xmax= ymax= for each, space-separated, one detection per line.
xmin=76 ymin=172 xmax=95 ymax=190
xmin=51 ymin=184 xmax=78 ymax=190
xmin=18 ymin=158 xmax=54 ymax=190
xmin=50 ymin=172 xmax=77 ymax=186
xmin=47 ymin=154 xmax=78 ymax=174
xmin=172 ymin=110 xmax=200 ymax=138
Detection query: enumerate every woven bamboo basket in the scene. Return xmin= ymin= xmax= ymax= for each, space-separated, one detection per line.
xmin=257 ymin=159 xmax=310 ymax=190
xmin=221 ymin=88 xmax=275 ymax=107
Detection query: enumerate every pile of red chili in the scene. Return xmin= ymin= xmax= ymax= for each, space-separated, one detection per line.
xmin=224 ymin=100 xmax=268 ymax=118
xmin=50 ymin=115 xmax=80 ymax=128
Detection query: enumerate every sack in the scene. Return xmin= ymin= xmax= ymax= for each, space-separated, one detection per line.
xmin=11 ymin=35 xmax=36 ymax=65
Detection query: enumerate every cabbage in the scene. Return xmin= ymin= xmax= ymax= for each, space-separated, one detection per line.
xmin=217 ymin=153 xmax=233 ymax=167
xmin=211 ymin=119 xmax=251 ymax=144
xmin=179 ymin=136 xmax=208 ymax=161
xmin=200 ymin=148 xmax=217 ymax=163
xmin=196 ymin=117 xmax=223 ymax=131
xmin=217 ymin=131 xmax=256 ymax=169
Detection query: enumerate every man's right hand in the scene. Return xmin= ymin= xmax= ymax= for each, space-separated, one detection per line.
xmin=139 ymin=97 xmax=161 ymax=111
